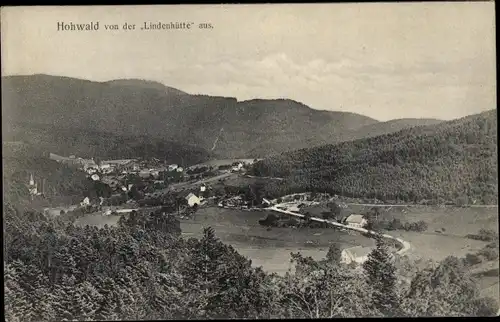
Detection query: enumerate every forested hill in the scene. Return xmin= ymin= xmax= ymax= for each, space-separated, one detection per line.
xmin=1 ymin=74 xmax=376 ymax=158
xmin=3 ymin=143 xmax=113 ymax=207
xmin=4 ymin=123 xmax=213 ymax=167
xmin=250 ymin=110 xmax=498 ymax=205
xmin=335 ymin=118 xmax=443 ymax=142
xmin=3 ymin=74 xmax=439 ymax=158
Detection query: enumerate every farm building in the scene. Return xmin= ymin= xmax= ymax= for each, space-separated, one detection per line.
xmin=344 ymin=214 xmax=367 ymax=228
xmin=168 ymin=164 xmax=179 ymax=171
xmin=80 ymin=197 xmax=91 ymax=207
xmin=178 ymin=191 xmax=201 ymax=207
xmin=340 ymin=246 xmax=373 ymax=265
xmin=185 ymin=193 xmax=201 ymax=207
xmin=231 ymin=162 xmax=244 ymax=172
xmin=262 ymin=198 xmax=272 ymax=206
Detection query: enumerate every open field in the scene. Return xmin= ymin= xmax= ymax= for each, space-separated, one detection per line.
xmin=339 ymin=204 xmax=498 ymax=260
xmin=382 ymin=206 xmax=498 ymax=236
xmin=357 ymin=205 xmax=498 ymax=300
xmin=158 ymin=172 xmax=255 ymax=194
xmin=188 ymin=158 xmax=261 ymax=169
xmin=343 ymin=205 xmax=498 ymax=235
xmin=210 ymin=174 xmax=262 ymax=188
xmin=75 ymin=213 xmax=122 ymax=228
xmin=181 ymin=207 xmax=375 ymax=274
xmin=390 ymin=230 xmax=487 ymax=261
xmin=74 ymin=206 xmax=374 ymax=275
xmin=470 ymin=260 xmax=499 ymax=300
xmin=153 ymin=173 xmax=261 ymax=196
xmin=73 ymin=203 xmax=498 ymax=283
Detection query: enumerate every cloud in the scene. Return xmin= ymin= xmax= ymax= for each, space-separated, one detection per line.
xmin=158 ymin=52 xmax=494 ymax=120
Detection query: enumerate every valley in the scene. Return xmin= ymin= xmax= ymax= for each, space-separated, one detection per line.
xmin=3 ymin=4 xmax=497 ymax=319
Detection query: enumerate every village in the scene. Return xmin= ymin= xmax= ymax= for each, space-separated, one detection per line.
xmin=27 ymin=153 xmax=387 ymax=267
xmin=26 ymin=152 xmax=497 ymax=280
xmin=34 ymin=153 xmax=253 ymax=219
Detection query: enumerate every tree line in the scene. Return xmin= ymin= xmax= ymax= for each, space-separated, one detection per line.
xmin=4 ymin=199 xmax=499 ymax=321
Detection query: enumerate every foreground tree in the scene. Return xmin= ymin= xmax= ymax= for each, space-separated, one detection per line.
xmin=282 ymin=253 xmax=380 ymax=318
xmin=181 ymin=227 xmax=274 ymax=319
xmin=401 ymin=256 xmax=498 ymax=317
xmin=362 ymin=235 xmax=399 ymax=316
xmin=325 ymin=244 xmax=342 ymax=264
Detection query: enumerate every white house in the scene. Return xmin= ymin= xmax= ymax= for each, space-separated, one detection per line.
xmin=200 ymin=184 xmax=206 ymax=192
xmin=340 ymin=246 xmax=373 ymax=265
xmin=176 ymin=167 xmax=184 ymax=172
xmin=90 ymin=174 xmax=100 ymax=181
xmin=80 ymin=197 xmax=90 ymax=207
xmin=99 ymin=163 xmax=112 ymax=173
xmin=86 ymin=167 xmax=98 ymax=175
xmin=168 ymin=164 xmax=179 ymax=171
xmin=28 ymin=174 xmax=39 ymax=196
xmin=262 ymin=198 xmax=271 ymax=206
xmin=139 ymin=170 xmax=151 ymax=178
xmin=344 ymin=214 xmax=368 ymax=228
xmin=185 ymin=193 xmax=201 ymax=207
xmin=231 ymin=162 xmax=244 ymax=172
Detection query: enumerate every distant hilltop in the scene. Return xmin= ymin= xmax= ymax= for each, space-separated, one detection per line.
xmin=3 ymin=74 xmax=446 ymax=159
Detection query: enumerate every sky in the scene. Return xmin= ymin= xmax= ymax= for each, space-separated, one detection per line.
xmin=1 ymin=3 xmax=496 ymax=121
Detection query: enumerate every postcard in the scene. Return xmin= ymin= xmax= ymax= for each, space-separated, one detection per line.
xmin=2 ymin=3 xmax=498 ymax=320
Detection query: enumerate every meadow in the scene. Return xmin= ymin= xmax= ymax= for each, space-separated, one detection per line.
xmin=75 ymin=206 xmax=374 ymax=275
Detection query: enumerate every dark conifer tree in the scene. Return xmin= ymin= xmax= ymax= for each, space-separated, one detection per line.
xmin=362 ymin=235 xmax=399 ymax=316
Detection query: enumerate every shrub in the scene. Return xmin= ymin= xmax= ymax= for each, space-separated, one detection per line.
xmin=471 ymin=297 xmax=500 ymax=317
xmin=466 ymin=229 xmax=499 ymax=242
xmin=477 ymin=247 xmax=499 ymax=261
xmin=485 ymin=242 xmax=498 ymax=249
xmin=414 ymin=220 xmax=428 ymax=232
xmin=400 ymin=220 xmax=429 ymax=232
xmin=464 ymin=253 xmax=483 ymax=266
xmin=258 ymin=213 xmax=279 ymax=227
xmin=321 ymin=211 xmax=335 ymax=220
xmin=478 ymin=229 xmax=499 ymax=241
xmin=387 ymin=218 xmax=403 ymax=231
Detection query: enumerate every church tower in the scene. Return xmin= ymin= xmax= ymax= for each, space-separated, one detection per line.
xmin=28 ymin=173 xmax=38 ymax=196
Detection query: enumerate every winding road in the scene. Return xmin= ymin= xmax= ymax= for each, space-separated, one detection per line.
xmin=267 ymin=205 xmax=411 ymax=255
